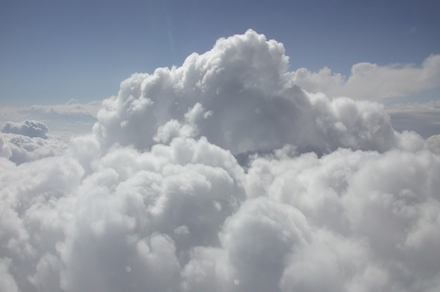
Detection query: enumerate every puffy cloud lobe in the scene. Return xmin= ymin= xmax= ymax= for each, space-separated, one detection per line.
xmin=93 ymin=29 xmax=402 ymax=155
xmin=1 ymin=30 xmax=440 ymax=292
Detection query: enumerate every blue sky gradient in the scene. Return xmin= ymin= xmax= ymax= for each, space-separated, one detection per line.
xmin=1 ymin=0 xmax=439 ymax=105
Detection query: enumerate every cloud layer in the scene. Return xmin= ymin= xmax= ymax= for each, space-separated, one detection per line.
xmin=1 ymin=30 xmax=439 ymax=292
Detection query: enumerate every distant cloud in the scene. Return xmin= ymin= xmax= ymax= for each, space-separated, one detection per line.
xmin=1 ymin=30 xmax=439 ymax=292
xmin=2 ymin=120 xmax=49 ymax=138
xmin=288 ymin=54 xmax=440 ymax=100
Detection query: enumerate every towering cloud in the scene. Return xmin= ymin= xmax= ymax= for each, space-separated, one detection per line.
xmin=93 ymin=30 xmax=403 ymax=155
xmin=0 ymin=30 xmax=439 ymax=292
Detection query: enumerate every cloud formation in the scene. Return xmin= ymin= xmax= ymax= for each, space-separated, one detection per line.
xmin=288 ymin=54 xmax=440 ymax=100
xmin=1 ymin=30 xmax=439 ymax=292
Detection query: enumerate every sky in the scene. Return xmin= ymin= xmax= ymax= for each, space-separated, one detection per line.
xmin=2 ymin=2 xmax=440 ymax=292
xmin=1 ymin=0 xmax=440 ymax=106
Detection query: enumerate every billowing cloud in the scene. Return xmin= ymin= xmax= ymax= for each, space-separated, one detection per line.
xmin=93 ymin=30 xmax=413 ymax=155
xmin=288 ymin=54 xmax=440 ymax=100
xmin=0 ymin=30 xmax=439 ymax=292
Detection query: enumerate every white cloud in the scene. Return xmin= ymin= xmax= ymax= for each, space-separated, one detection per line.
xmin=288 ymin=54 xmax=440 ymax=100
xmin=0 ymin=30 xmax=439 ymax=292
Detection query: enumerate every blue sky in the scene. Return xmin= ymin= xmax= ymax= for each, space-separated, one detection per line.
xmin=1 ymin=0 xmax=439 ymax=106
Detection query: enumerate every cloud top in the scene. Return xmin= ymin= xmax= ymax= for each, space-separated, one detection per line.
xmin=93 ymin=30 xmax=401 ymax=155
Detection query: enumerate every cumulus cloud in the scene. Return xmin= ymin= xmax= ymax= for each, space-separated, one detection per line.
xmin=288 ymin=54 xmax=440 ymax=100
xmin=93 ymin=30 xmax=410 ymax=155
xmin=1 ymin=30 xmax=439 ymax=292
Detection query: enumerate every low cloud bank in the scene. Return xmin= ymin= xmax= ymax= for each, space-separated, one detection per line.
xmin=1 ymin=30 xmax=439 ymax=292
